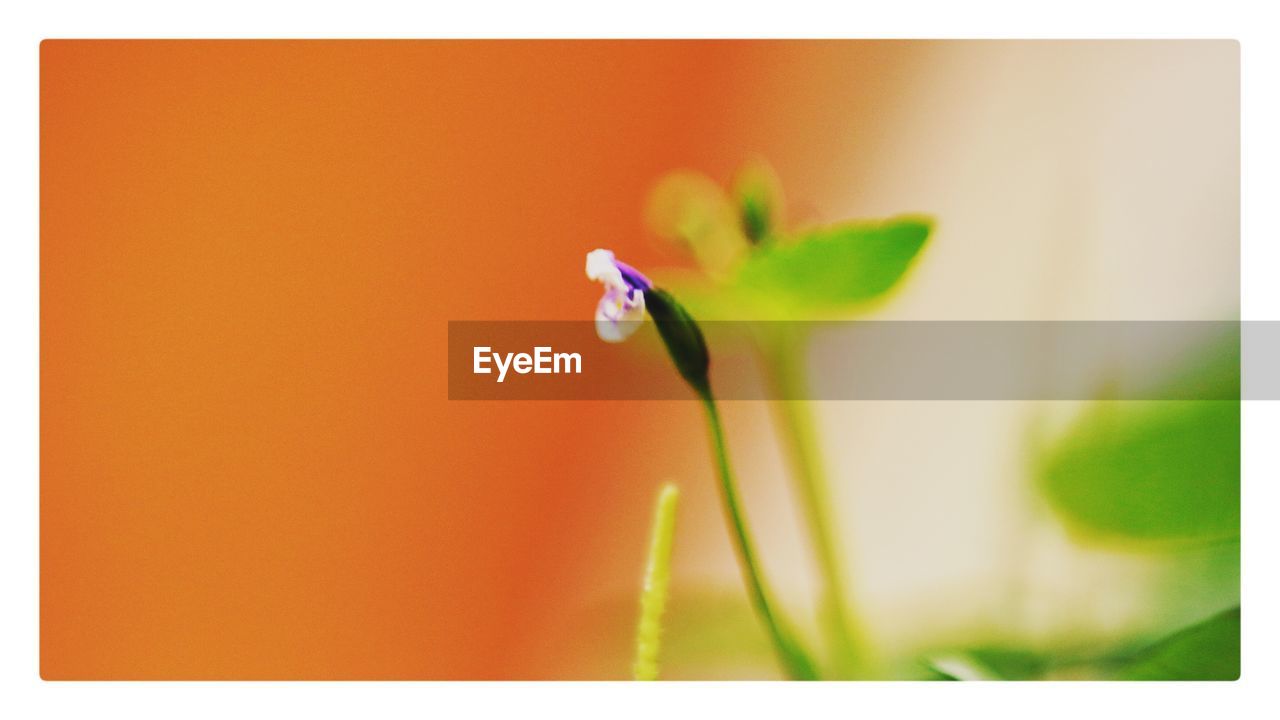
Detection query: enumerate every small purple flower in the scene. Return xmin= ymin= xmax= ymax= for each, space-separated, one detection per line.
xmin=586 ymin=249 xmax=653 ymax=342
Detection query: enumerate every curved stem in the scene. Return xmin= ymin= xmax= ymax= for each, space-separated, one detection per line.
xmin=699 ymin=391 xmax=818 ymax=680
xmin=761 ymin=330 xmax=866 ymax=676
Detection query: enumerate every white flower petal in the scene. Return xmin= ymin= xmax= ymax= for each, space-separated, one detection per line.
xmin=585 ymin=248 xmax=627 ymax=293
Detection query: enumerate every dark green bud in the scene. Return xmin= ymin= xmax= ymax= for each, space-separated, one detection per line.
xmin=644 ymin=287 xmax=711 ymax=398
xmin=740 ymin=194 xmax=771 ymax=245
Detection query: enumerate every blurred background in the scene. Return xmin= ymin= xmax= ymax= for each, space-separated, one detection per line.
xmin=41 ymin=40 xmax=1237 ymax=679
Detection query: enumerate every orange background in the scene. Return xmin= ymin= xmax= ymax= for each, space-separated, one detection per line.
xmin=41 ymin=40 xmax=907 ymax=679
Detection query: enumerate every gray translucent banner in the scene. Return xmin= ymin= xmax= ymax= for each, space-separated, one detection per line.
xmin=449 ymin=321 xmax=1268 ymax=401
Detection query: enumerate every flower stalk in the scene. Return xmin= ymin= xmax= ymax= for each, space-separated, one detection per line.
xmin=760 ymin=327 xmax=867 ymax=676
xmin=587 ymin=249 xmax=818 ymax=679
xmin=698 ymin=391 xmax=818 ymax=680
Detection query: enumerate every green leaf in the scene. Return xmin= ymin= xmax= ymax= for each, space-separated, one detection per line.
xmin=963 ymin=648 xmax=1051 ymax=680
xmin=645 ymin=171 xmax=748 ymax=280
xmin=1109 ymin=607 xmax=1239 ymax=680
xmin=1037 ymin=338 xmax=1240 ymax=545
xmin=1040 ymin=400 xmax=1239 ymax=543
xmin=924 ymin=609 xmax=1240 ymax=681
xmin=733 ymin=217 xmax=932 ymax=311
xmin=923 ymin=646 xmax=1055 ymax=680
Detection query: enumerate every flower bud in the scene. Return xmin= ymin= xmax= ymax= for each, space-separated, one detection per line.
xmin=644 ymin=287 xmax=711 ymax=397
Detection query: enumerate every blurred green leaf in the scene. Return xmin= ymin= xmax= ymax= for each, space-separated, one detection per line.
xmin=923 ymin=646 xmax=1054 ymax=680
xmin=917 ymin=663 xmax=964 ymax=681
xmin=1109 ymin=607 xmax=1239 ymax=680
xmin=646 ymin=171 xmax=748 ymax=280
xmin=964 ymin=647 xmax=1051 ymax=680
xmin=924 ymin=609 xmax=1240 ymax=681
xmin=733 ymin=217 xmax=932 ymax=311
xmin=1038 ymin=339 xmax=1240 ymax=544
xmin=1040 ymin=400 xmax=1239 ymax=543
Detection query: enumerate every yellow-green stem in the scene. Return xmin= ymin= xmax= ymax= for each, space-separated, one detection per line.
xmin=700 ymin=391 xmax=818 ymax=680
xmin=762 ymin=331 xmax=866 ymax=676
xmin=633 ymin=483 xmax=680 ymax=681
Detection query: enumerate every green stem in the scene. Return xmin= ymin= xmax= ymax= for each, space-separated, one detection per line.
xmin=633 ymin=483 xmax=680 ymax=681
xmin=699 ymin=390 xmax=818 ymax=680
xmin=761 ymin=331 xmax=866 ymax=677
